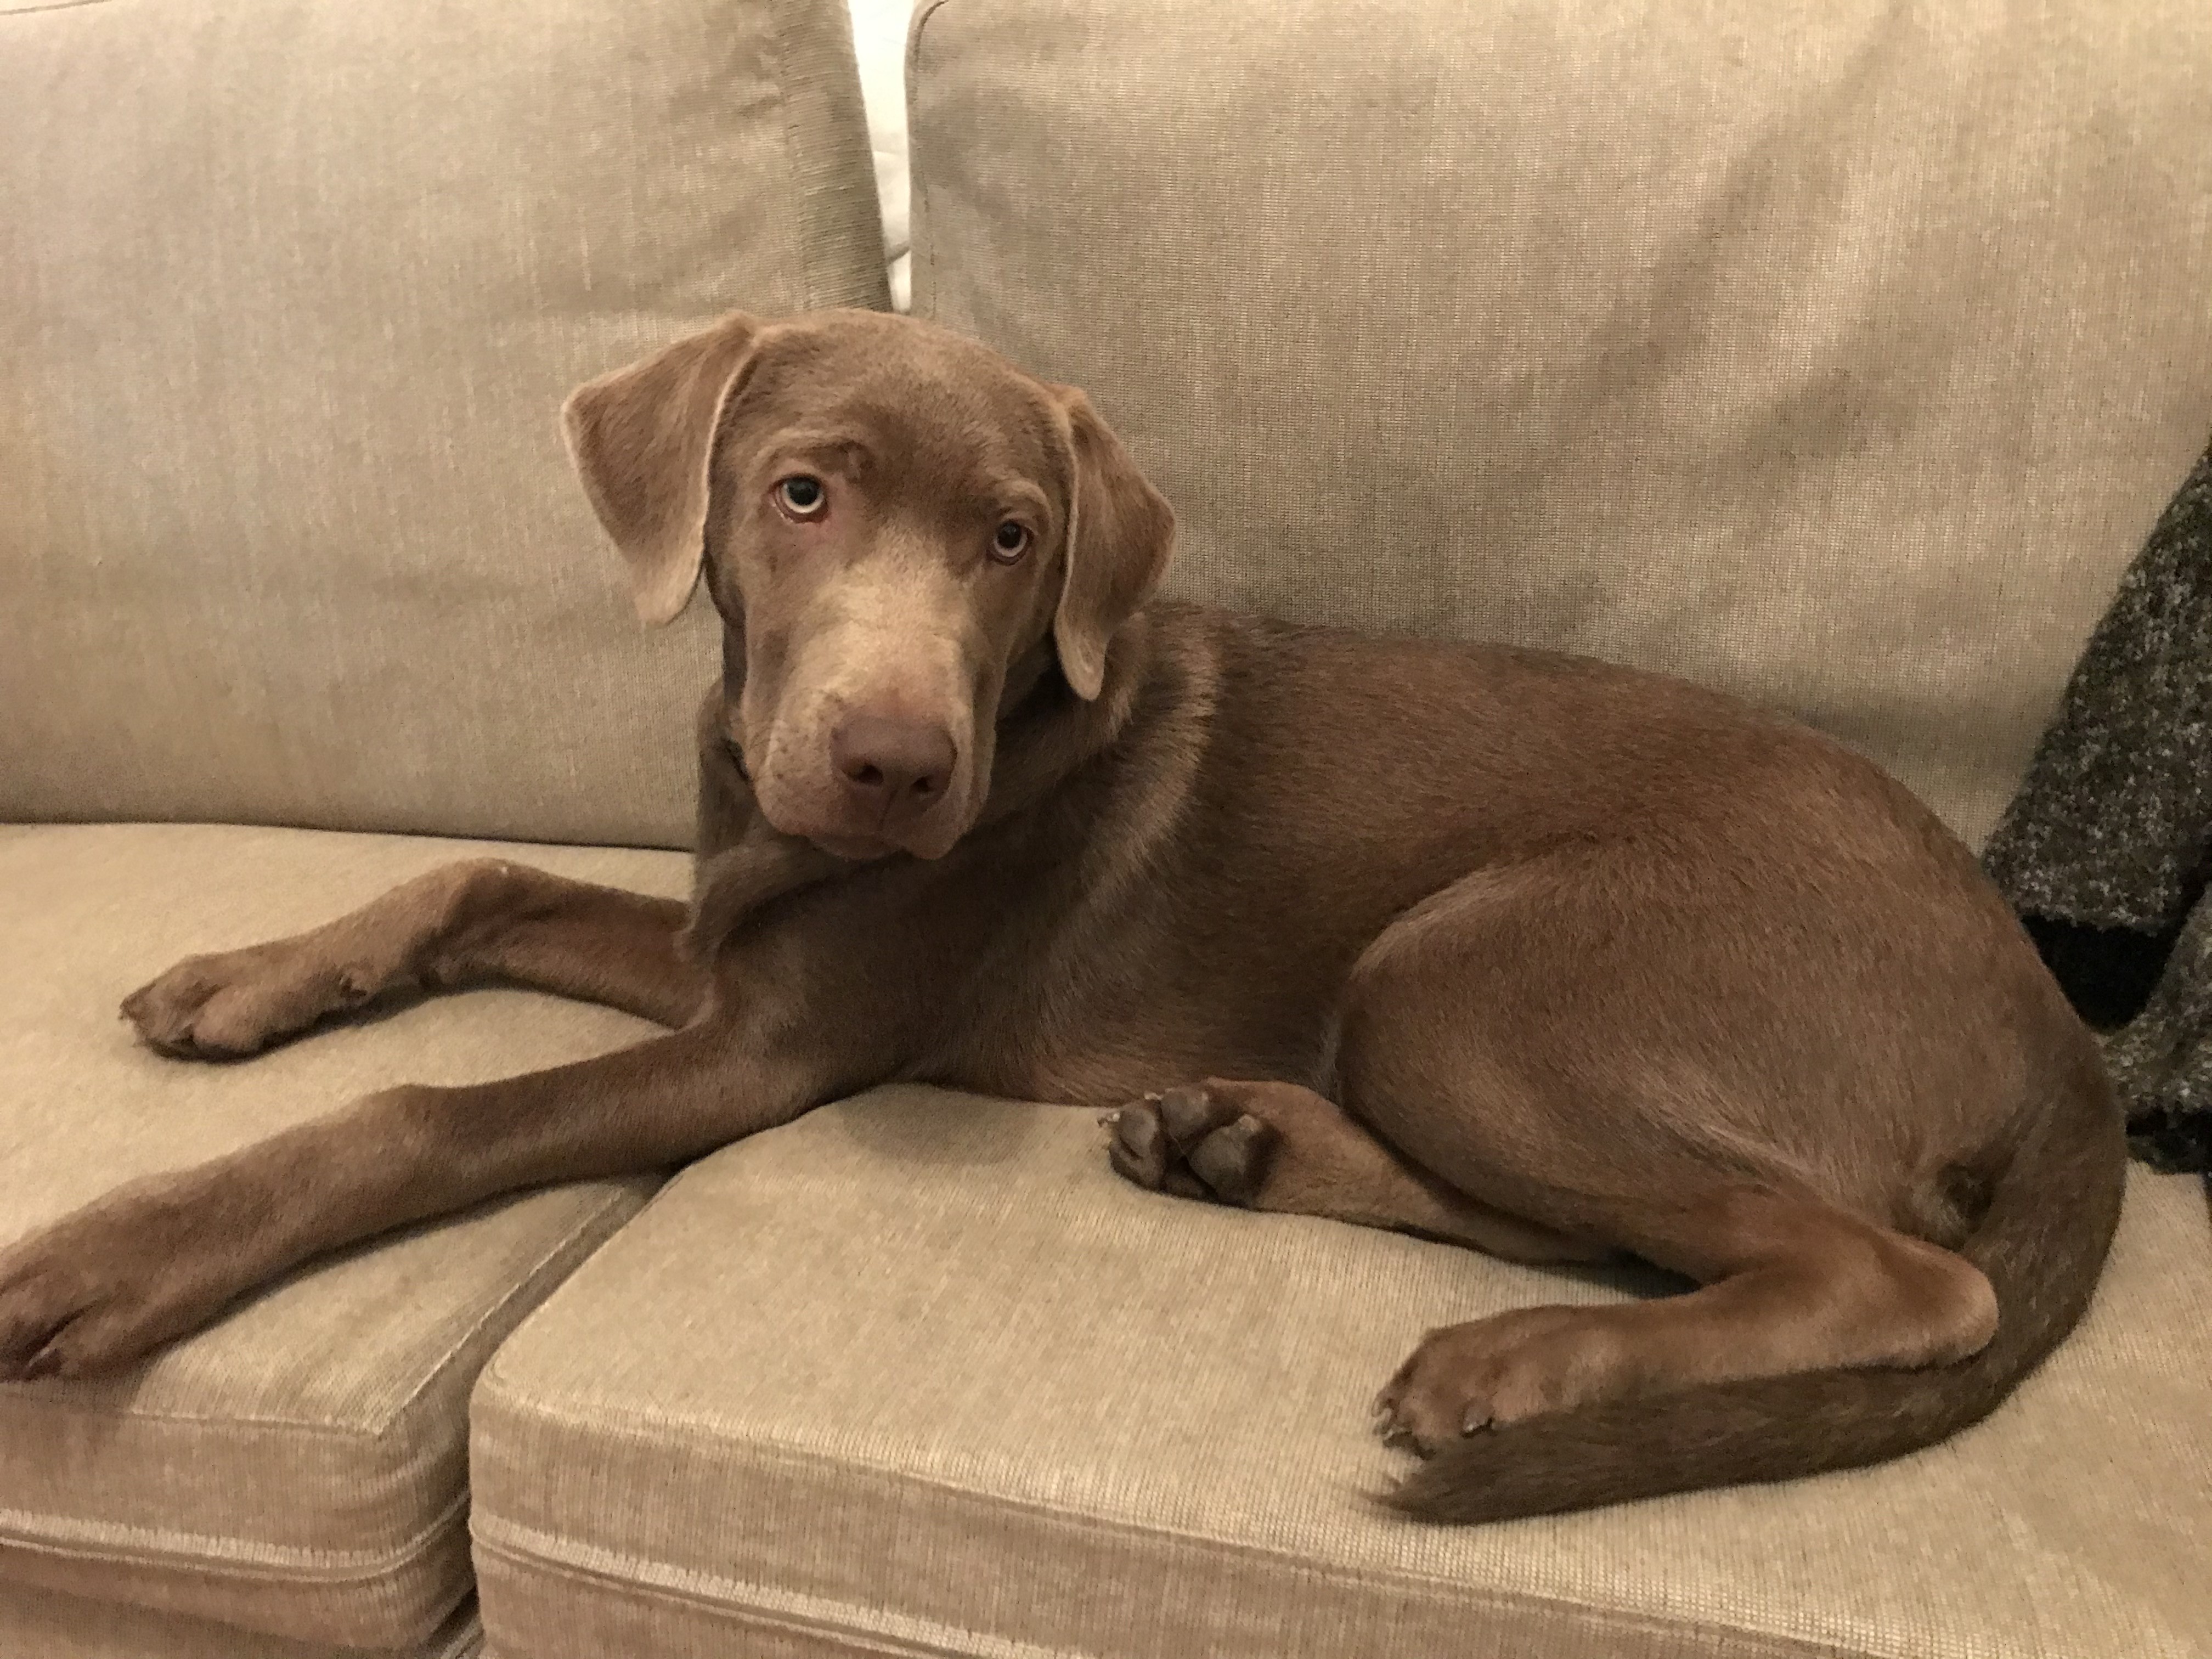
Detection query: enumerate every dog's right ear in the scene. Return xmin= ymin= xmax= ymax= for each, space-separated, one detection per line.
xmin=560 ymin=312 xmax=766 ymax=626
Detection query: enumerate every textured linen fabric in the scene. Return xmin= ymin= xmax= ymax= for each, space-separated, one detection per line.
xmin=907 ymin=0 xmax=2212 ymax=848
xmin=0 ymin=0 xmax=883 ymax=846
xmin=0 ymin=825 xmax=690 ymax=1647
xmin=0 ymin=1582 xmax=481 ymax=1659
xmin=470 ymin=1087 xmax=2212 ymax=1659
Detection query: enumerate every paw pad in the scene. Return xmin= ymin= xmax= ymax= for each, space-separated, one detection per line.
xmin=1107 ymin=1085 xmax=1279 ymax=1207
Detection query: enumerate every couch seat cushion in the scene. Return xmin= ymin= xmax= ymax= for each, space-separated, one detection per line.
xmin=0 ymin=825 xmax=689 ymax=1649
xmin=471 ymin=1086 xmax=2212 ymax=1659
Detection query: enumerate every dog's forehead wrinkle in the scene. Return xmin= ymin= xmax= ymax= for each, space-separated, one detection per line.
xmin=761 ymin=337 xmax=1059 ymax=485
xmin=760 ymin=427 xmax=874 ymax=471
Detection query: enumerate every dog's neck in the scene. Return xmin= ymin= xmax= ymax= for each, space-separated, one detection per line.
xmin=968 ymin=610 xmax=1158 ymax=830
xmin=682 ymin=607 xmax=1169 ymax=962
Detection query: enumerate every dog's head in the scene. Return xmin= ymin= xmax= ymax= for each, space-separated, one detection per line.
xmin=561 ymin=310 xmax=1173 ymax=861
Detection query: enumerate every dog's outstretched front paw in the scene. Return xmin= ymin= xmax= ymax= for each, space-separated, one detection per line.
xmin=122 ymin=943 xmax=387 ymax=1060
xmin=1106 ymin=1083 xmax=1279 ymax=1206
xmin=0 ymin=1176 xmax=247 ymax=1380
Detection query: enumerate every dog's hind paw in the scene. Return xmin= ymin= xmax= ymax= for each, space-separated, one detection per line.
xmin=1372 ymin=1306 xmax=1637 ymax=1453
xmin=1107 ymin=1084 xmax=1279 ymax=1206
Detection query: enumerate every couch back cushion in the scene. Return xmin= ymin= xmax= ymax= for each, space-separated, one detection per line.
xmin=908 ymin=0 xmax=2212 ymax=845
xmin=0 ymin=0 xmax=885 ymax=845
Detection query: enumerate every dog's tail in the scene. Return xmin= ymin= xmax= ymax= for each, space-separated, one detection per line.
xmin=1385 ymin=1058 xmax=2126 ymax=1524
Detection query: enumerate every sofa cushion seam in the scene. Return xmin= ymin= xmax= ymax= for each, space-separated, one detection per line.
xmin=471 ymin=1392 xmax=1866 ymax=1659
xmin=0 ymin=1486 xmax=469 ymax=1584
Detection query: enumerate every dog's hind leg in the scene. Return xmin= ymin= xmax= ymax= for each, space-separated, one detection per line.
xmin=1366 ymin=1180 xmax=1999 ymax=1452
xmin=122 ymin=859 xmax=704 ymax=1058
xmin=1108 ymin=1079 xmax=1605 ymax=1265
xmin=1331 ymin=847 xmax=2019 ymax=1466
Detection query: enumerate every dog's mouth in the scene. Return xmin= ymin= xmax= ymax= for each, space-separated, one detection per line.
xmin=731 ymin=716 xmax=974 ymax=864
xmin=805 ymin=830 xmax=901 ymax=863
xmin=739 ymin=755 xmax=919 ymax=862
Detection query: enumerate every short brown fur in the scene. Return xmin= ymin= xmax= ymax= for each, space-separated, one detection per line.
xmin=0 ymin=311 xmax=2124 ymax=1522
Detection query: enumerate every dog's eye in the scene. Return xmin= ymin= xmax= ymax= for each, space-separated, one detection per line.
xmin=775 ymin=476 xmax=828 ymax=521
xmin=990 ymin=521 xmax=1031 ymax=563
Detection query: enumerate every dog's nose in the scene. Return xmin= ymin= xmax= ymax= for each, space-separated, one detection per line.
xmin=831 ymin=715 xmax=957 ymax=815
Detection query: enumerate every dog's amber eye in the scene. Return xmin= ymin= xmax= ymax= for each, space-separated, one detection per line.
xmin=990 ymin=521 xmax=1031 ymax=563
xmin=775 ymin=476 xmax=828 ymax=521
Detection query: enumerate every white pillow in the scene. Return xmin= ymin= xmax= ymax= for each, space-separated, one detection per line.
xmin=847 ymin=0 xmax=917 ymax=308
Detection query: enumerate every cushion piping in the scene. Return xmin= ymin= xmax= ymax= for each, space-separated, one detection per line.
xmin=0 ymin=1489 xmax=466 ymax=1584
xmin=472 ymin=1392 xmax=1877 ymax=1659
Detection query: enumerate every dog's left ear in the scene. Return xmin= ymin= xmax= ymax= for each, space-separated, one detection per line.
xmin=561 ymin=312 xmax=766 ymax=626
xmin=1050 ymin=388 xmax=1175 ymax=700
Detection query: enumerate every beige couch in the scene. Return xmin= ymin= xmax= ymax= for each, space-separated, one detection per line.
xmin=3 ymin=0 xmax=2209 ymax=1655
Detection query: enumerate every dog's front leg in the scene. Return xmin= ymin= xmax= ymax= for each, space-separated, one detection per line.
xmin=0 ymin=1020 xmax=816 ymax=1380
xmin=124 ymin=859 xmax=704 ymax=1058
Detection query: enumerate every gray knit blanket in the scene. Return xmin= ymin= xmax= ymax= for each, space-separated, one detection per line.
xmin=1982 ymin=436 xmax=2212 ymax=1181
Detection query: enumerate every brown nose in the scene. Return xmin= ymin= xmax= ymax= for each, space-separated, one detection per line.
xmin=831 ymin=714 xmax=957 ymax=817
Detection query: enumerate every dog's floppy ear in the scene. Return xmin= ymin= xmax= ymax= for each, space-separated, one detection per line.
xmin=561 ymin=312 xmax=767 ymax=626
xmin=1052 ymin=388 xmax=1175 ymax=700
